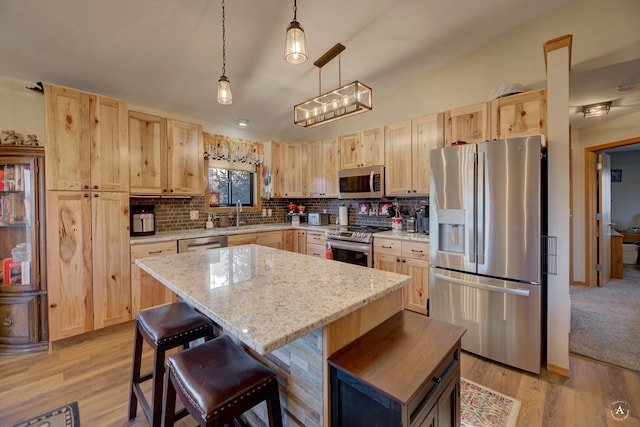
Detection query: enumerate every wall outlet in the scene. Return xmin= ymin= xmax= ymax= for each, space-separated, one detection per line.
xmin=190 ymin=210 xmax=199 ymax=220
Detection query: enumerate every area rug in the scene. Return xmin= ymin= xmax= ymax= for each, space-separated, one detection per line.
xmin=461 ymin=378 xmax=521 ymax=427
xmin=8 ymin=402 xmax=80 ymax=427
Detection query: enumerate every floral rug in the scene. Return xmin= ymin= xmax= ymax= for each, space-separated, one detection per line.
xmin=8 ymin=402 xmax=80 ymax=427
xmin=461 ymin=378 xmax=521 ymax=427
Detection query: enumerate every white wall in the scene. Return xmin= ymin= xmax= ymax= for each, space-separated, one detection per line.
xmin=0 ymin=76 xmax=45 ymax=144
xmin=610 ymin=151 xmax=640 ymax=230
xmin=571 ymin=112 xmax=640 ymax=282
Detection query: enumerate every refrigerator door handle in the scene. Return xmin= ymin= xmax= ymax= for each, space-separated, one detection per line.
xmin=434 ymin=273 xmax=530 ymax=297
xmin=476 ymin=151 xmax=485 ymax=265
xmin=369 ymin=170 xmax=374 ymax=192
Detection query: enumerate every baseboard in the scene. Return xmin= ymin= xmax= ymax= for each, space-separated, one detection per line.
xmin=547 ymin=362 xmax=570 ymax=377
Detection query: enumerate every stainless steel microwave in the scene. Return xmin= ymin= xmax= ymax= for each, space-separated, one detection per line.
xmin=338 ymin=165 xmax=384 ymax=199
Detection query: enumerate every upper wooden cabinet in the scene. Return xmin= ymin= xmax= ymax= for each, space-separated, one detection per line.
xmin=167 ymin=119 xmax=204 ymax=196
xmin=268 ymin=141 xmax=307 ymax=198
xmin=45 ymin=84 xmax=129 ymax=192
xmin=340 ymin=127 xmax=384 ymax=169
xmin=385 ymin=114 xmax=443 ymax=196
xmin=490 ymin=89 xmax=546 ymax=140
xmin=308 ymin=137 xmax=340 ymax=198
xmin=129 ymin=111 xmax=167 ymax=195
xmin=443 ymin=101 xmax=490 ymax=146
xmin=129 ymin=112 xmax=204 ymax=196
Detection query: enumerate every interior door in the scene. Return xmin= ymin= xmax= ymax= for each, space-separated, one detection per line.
xmin=597 ymin=152 xmax=612 ymax=287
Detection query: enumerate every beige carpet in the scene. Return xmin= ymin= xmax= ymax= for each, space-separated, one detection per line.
xmin=570 ymin=265 xmax=640 ymax=372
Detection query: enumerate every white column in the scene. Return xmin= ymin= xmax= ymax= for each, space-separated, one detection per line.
xmin=544 ymin=35 xmax=572 ymax=376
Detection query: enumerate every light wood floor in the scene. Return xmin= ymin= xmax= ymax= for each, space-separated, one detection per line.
xmin=0 ymin=321 xmax=639 ymax=426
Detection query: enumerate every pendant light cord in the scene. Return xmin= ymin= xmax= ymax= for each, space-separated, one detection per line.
xmin=221 ymin=0 xmax=227 ymax=76
xmin=293 ymin=0 xmax=298 ymax=21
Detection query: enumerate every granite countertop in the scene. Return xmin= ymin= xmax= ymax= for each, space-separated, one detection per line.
xmin=130 ymin=223 xmax=334 ymax=245
xmin=373 ymin=230 xmax=430 ymax=243
xmin=136 ymin=244 xmax=412 ymax=355
xmin=131 ymin=224 xmax=430 ymax=244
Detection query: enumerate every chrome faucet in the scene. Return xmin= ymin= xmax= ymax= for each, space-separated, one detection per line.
xmin=235 ymin=200 xmax=245 ymax=227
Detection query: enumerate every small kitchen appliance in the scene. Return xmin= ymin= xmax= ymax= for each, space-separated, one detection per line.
xmin=416 ymin=205 xmax=429 ymax=234
xmin=308 ymin=212 xmax=329 ymax=226
xmin=130 ymin=204 xmax=156 ymax=236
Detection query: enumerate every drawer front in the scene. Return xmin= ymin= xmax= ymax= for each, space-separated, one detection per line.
xmin=307 ymin=231 xmax=326 ymax=245
xmin=402 ymin=241 xmax=429 ymax=260
xmin=374 ymin=238 xmax=401 ymax=256
xmin=406 ymin=345 xmax=460 ymax=426
xmin=0 ymin=295 xmax=39 ymax=344
xmin=307 ymin=243 xmax=327 ymax=258
xmin=131 ymin=240 xmax=177 ymax=261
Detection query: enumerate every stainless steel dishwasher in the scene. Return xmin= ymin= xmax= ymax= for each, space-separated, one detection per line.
xmin=178 ymin=235 xmax=228 ymax=252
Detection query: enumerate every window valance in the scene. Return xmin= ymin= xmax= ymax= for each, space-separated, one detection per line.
xmin=203 ymin=132 xmax=264 ymax=166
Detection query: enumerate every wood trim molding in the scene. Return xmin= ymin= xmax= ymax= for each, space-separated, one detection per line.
xmin=543 ymin=34 xmax=573 ymax=73
xmin=547 ymin=362 xmax=571 ymax=378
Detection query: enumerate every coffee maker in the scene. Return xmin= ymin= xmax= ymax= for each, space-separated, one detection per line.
xmin=416 ymin=204 xmax=429 ymax=234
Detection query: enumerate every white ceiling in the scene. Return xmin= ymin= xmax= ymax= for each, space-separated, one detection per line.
xmin=1 ymin=0 xmax=638 ymax=142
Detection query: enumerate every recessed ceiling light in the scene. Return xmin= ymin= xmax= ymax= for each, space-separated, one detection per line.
xmin=616 ymin=83 xmax=636 ymax=92
xmin=237 ymin=119 xmax=249 ymax=127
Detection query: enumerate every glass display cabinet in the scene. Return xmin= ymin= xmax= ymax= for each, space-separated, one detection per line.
xmin=0 ymin=146 xmax=47 ymax=354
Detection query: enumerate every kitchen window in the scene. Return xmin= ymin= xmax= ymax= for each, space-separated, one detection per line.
xmin=206 ymin=160 xmax=260 ymax=212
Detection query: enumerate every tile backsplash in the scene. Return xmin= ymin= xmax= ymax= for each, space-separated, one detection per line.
xmin=130 ymin=196 xmax=429 ymax=233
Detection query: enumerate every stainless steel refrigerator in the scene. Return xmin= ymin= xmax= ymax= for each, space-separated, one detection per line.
xmin=429 ymin=135 xmax=546 ymax=374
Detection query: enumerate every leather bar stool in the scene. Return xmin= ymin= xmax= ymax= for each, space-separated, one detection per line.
xmin=163 ymin=334 xmax=283 ymax=427
xmin=129 ymin=302 xmax=216 ymax=427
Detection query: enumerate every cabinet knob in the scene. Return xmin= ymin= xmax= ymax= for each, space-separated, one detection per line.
xmin=50 ymin=303 xmax=58 ymax=308
xmin=83 ymin=185 xmax=89 ymax=190
xmin=3 ymin=310 xmax=13 ymax=331
xmin=94 ymin=193 xmax=98 ymax=198
xmin=94 ymin=185 xmax=99 ymax=190
xmin=83 ymin=193 xmax=89 ymax=198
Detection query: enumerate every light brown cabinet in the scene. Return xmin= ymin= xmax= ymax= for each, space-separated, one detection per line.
xmin=45 ymin=83 xmax=131 ymax=342
xmin=340 ymin=127 xmax=384 ymax=169
xmin=130 ymin=241 xmax=177 ymax=316
xmin=306 ymin=230 xmax=327 ymax=258
xmin=385 ymin=114 xmax=443 ymax=196
xmin=228 ymin=230 xmax=283 ymax=249
xmin=374 ymin=238 xmax=429 ymax=314
xmin=46 ymin=191 xmax=131 ymax=341
xmin=268 ymin=141 xmax=307 ymax=198
xmin=129 ymin=112 xmax=204 ymax=196
xmin=490 ymin=89 xmax=546 ymax=140
xmin=444 ymin=101 xmax=490 ymax=146
xmin=307 ymin=137 xmax=340 ymax=198
xmin=296 ymin=230 xmax=307 ymax=254
xmin=45 ymin=83 xmax=129 ymax=192
xmin=129 ymin=111 xmax=167 ymax=195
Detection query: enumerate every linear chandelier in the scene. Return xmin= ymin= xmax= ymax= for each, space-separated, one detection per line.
xmin=294 ymin=43 xmax=372 ymax=128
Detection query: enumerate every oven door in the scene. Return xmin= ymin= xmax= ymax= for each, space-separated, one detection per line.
xmin=328 ymin=240 xmax=372 ymax=268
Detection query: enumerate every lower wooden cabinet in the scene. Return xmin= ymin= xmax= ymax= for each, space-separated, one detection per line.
xmin=306 ymin=230 xmax=326 ymax=258
xmin=374 ymin=237 xmax=429 ymax=314
xmin=228 ymin=230 xmax=283 ymax=249
xmin=130 ymin=240 xmax=177 ymax=316
xmin=0 ymin=293 xmax=47 ymax=353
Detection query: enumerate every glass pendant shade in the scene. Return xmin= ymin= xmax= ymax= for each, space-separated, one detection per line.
xmin=285 ymin=20 xmax=308 ymax=64
xmin=217 ymin=75 xmax=232 ymax=105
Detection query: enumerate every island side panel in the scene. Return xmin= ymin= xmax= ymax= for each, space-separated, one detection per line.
xmin=323 ymin=289 xmax=404 ymax=427
xmin=243 ymin=289 xmax=404 ymax=427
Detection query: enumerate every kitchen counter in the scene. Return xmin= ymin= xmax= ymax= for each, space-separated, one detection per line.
xmin=135 ymin=244 xmax=411 ymax=426
xmin=136 ymin=244 xmax=411 ymax=354
xmin=130 ymin=223 xmax=334 ymax=244
xmin=373 ymin=229 xmax=430 ymax=243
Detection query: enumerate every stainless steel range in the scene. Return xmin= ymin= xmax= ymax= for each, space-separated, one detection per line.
xmin=326 ymin=225 xmax=391 ymax=268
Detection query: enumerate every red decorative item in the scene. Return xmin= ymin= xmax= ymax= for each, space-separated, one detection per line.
xmin=325 ymin=244 xmax=333 ymax=260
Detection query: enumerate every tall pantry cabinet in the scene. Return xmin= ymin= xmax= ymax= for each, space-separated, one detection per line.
xmin=44 ymin=83 xmax=131 ymax=341
xmin=0 ymin=146 xmax=47 ymax=354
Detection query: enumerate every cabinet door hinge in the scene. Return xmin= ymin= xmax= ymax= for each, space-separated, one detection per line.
xmin=595 ymin=214 xmax=602 ymax=221
xmin=596 ymin=162 xmax=602 ymax=171
xmin=595 ymin=264 xmax=602 ymax=271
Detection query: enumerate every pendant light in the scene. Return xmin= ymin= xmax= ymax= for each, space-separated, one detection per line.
xmin=284 ymin=0 xmax=308 ymax=64
xmin=217 ymin=0 xmax=232 ymax=105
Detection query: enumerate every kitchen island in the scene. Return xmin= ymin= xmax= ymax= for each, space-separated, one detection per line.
xmin=136 ymin=244 xmax=412 ymax=427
